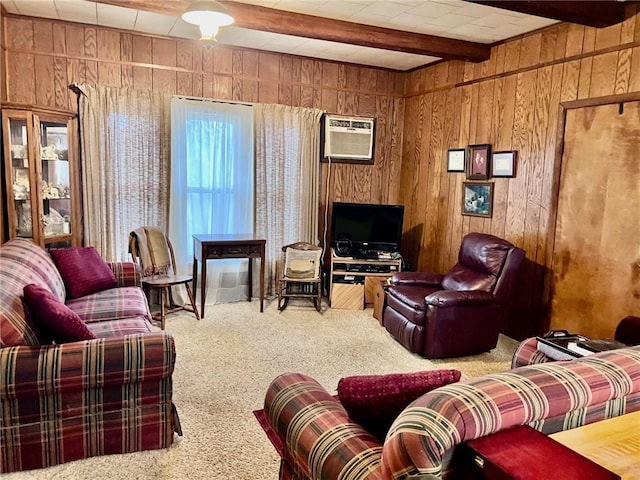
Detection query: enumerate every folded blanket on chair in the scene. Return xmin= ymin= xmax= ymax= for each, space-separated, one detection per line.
xmin=130 ymin=227 xmax=171 ymax=276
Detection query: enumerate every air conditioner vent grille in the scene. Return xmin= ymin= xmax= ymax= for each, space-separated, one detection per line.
xmin=324 ymin=115 xmax=375 ymax=161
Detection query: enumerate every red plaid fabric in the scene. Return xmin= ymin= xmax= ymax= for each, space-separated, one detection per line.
xmin=0 ymin=332 xmax=178 ymax=473
xmin=265 ymin=347 xmax=640 ymax=480
xmin=109 ymin=261 xmax=142 ymax=287
xmin=66 ymin=286 xmax=152 ymax=324
xmin=0 ymin=239 xmax=178 ymax=473
xmin=0 ymin=239 xmax=66 ymax=347
xmin=382 ymin=346 xmax=640 ymax=478
xmin=511 ymin=337 xmax=555 ymax=368
xmin=265 ymin=373 xmax=384 ymax=480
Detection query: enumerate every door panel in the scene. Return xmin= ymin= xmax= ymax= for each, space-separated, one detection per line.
xmin=550 ymin=101 xmax=640 ymax=339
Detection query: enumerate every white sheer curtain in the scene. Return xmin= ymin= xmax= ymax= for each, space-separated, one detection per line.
xmin=77 ymin=84 xmax=171 ymax=261
xmin=253 ymin=104 xmax=324 ymax=295
xmin=169 ymin=98 xmax=254 ymax=305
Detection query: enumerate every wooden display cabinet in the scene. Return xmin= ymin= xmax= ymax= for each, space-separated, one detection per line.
xmin=329 ymin=249 xmax=401 ymax=310
xmin=2 ymin=106 xmax=80 ymax=248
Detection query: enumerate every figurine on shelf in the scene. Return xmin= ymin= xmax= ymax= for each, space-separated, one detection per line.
xmin=13 ymin=184 xmax=29 ymax=200
xmin=11 ymin=145 xmax=26 ymax=159
xmin=42 ymin=181 xmax=60 ymax=199
xmin=40 ymin=145 xmax=59 ymax=160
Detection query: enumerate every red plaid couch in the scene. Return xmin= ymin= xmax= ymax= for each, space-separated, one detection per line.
xmin=264 ymin=346 xmax=640 ymax=479
xmin=0 ymin=239 xmax=180 ymax=473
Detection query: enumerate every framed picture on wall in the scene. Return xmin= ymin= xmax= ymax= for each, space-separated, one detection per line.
xmin=447 ymin=148 xmax=466 ymax=172
xmin=462 ymin=182 xmax=493 ymax=218
xmin=492 ymin=150 xmax=517 ymax=177
xmin=467 ymin=144 xmax=491 ymax=180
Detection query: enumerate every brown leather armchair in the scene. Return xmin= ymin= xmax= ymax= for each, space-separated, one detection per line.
xmin=383 ymin=232 xmax=525 ymax=359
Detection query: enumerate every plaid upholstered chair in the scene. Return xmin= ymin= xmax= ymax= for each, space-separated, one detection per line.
xmin=129 ymin=226 xmax=199 ymax=329
xmin=277 ymin=242 xmax=323 ymax=313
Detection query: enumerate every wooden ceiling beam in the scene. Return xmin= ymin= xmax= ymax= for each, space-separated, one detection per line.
xmin=94 ymin=0 xmax=491 ymax=62
xmin=466 ymin=1 xmax=638 ymax=29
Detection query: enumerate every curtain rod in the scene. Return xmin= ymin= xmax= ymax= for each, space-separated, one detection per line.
xmin=174 ymin=94 xmax=252 ymax=107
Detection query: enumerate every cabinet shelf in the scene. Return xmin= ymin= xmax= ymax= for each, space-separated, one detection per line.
xmin=329 ymin=249 xmax=402 ymax=310
xmin=2 ymin=107 xmax=79 ymax=248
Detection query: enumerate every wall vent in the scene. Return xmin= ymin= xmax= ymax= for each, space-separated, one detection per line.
xmin=322 ymin=115 xmax=375 ymax=163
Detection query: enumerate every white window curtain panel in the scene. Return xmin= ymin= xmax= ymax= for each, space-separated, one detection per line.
xmin=253 ymin=103 xmax=324 ymax=296
xmin=77 ymin=84 xmax=171 ymax=261
xmin=169 ymin=98 xmax=254 ymax=306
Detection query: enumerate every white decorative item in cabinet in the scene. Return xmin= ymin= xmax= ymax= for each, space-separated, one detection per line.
xmin=2 ymin=106 xmax=80 ymax=248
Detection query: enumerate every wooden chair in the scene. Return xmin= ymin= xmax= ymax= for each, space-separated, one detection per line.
xmin=129 ymin=227 xmax=199 ymax=329
xmin=277 ymin=242 xmax=323 ymax=313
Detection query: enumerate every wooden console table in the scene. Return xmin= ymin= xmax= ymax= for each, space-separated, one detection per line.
xmin=192 ymin=234 xmax=266 ymax=317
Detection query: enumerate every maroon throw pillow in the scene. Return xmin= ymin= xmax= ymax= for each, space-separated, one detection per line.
xmin=23 ymin=284 xmax=96 ymax=343
xmin=49 ymin=247 xmax=117 ymax=299
xmin=337 ymin=369 xmax=461 ymax=440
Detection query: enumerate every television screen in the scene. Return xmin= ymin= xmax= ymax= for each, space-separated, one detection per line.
xmin=331 ymin=202 xmax=404 ymax=256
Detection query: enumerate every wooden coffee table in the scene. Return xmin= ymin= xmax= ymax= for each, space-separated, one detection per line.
xmin=550 ymin=411 xmax=640 ymax=479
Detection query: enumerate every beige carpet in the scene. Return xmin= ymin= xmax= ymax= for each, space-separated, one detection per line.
xmin=4 ymin=300 xmax=519 ymax=480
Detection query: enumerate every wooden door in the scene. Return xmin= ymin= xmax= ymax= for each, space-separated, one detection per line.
xmin=550 ymin=101 xmax=640 ymax=339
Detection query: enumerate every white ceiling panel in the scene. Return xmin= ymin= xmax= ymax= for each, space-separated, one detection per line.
xmin=96 ymin=2 xmax=136 ymax=30
xmin=133 ymin=10 xmax=177 ymax=36
xmin=0 ymin=0 xmax=566 ymax=71
xmin=53 ymin=0 xmax=97 ymax=24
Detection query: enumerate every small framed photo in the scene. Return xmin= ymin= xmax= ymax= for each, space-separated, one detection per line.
xmin=447 ymin=148 xmax=466 ymax=172
xmin=467 ymin=144 xmax=491 ymax=180
xmin=492 ymin=150 xmax=517 ymax=177
xmin=462 ymin=181 xmax=493 ymax=218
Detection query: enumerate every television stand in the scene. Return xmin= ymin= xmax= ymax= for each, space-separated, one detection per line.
xmin=329 ymin=248 xmax=402 ymax=310
xmin=351 ymin=250 xmax=380 ymax=260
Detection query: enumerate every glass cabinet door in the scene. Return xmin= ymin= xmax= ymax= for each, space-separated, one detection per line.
xmin=38 ymin=118 xmax=72 ymax=243
xmin=3 ymin=108 xmax=79 ymax=248
xmin=4 ymin=114 xmax=36 ymax=241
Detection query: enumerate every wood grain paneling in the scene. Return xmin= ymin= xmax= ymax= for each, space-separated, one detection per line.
xmin=400 ymin=11 xmax=640 ymax=339
xmin=3 ymin=11 xmax=638 ymax=336
xmin=1 ymin=15 xmax=405 ymax=252
xmin=552 ymin=101 xmax=640 ymax=339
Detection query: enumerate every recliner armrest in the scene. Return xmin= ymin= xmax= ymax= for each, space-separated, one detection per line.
xmin=425 ymin=289 xmax=495 ymax=307
xmin=391 ymin=271 xmax=444 ymax=287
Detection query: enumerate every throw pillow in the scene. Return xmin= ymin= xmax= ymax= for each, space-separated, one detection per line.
xmin=49 ymin=247 xmax=117 ymax=299
xmin=337 ymin=369 xmax=461 ymax=440
xmin=23 ymin=284 xmax=96 ymax=343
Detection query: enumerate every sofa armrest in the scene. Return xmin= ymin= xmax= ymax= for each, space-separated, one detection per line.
xmin=391 ymin=271 xmax=444 ymax=287
xmin=425 ymin=289 xmax=495 ymax=307
xmin=0 ymin=332 xmax=175 ymax=400
xmin=264 ymin=372 xmax=384 ymax=480
xmin=109 ymin=261 xmax=142 ymax=287
xmin=0 ymin=332 xmax=179 ymax=472
xmin=511 ymin=337 xmax=556 ymax=368
xmin=382 ymin=347 xmax=640 ymax=479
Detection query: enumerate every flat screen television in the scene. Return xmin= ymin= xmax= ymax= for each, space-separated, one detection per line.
xmin=331 ymin=202 xmax=404 ymax=257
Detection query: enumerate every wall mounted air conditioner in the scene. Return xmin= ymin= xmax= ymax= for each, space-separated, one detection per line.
xmin=322 ymin=114 xmax=375 ymax=163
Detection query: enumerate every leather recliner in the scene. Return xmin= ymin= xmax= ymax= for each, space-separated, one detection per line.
xmin=383 ymin=232 xmax=525 ymax=359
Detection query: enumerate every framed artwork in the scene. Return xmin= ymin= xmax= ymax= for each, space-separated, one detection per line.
xmin=492 ymin=150 xmax=517 ymax=177
xmin=462 ymin=182 xmax=493 ymax=218
xmin=447 ymin=148 xmax=466 ymax=172
xmin=467 ymin=144 xmax=491 ymax=180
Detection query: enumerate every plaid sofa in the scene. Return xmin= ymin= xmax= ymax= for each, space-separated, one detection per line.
xmin=264 ymin=346 xmax=640 ymax=479
xmin=0 ymin=239 xmax=180 ymax=473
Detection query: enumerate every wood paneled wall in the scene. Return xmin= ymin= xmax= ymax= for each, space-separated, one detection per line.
xmin=1 ymin=15 xmax=406 ymax=240
xmin=401 ymin=6 xmax=640 ymax=338
xmin=3 ymin=9 xmax=639 ymax=338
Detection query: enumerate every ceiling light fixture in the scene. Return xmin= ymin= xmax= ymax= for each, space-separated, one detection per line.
xmin=182 ymin=1 xmax=234 ymax=42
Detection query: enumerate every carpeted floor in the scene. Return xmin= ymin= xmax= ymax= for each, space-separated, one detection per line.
xmin=4 ymin=299 xmax=519 ymax=480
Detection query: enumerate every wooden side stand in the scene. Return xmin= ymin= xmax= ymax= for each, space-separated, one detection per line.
xmin=372 ymin=279 xmax=389 ymax=325
xmin=329 ymin=249 xmax=401 ymax=310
